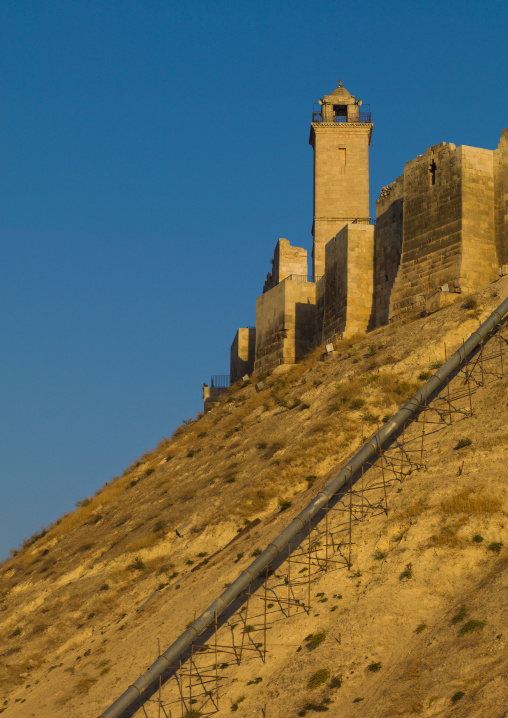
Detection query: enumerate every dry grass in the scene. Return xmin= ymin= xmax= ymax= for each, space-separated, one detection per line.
xmin=427 ymin=520 xmax=467 ymax=548
xmin=75 ymin=676 xmax=99 ymax=694
xmin=123 ymin=534 xmax=161 ymax=553
xmin=479 ymin=429 xmax=508 ymax=451
xmin=441 ymin=487 xmax=502 ymax=515
xmin=392 ymin=499 xmax=428 ymax=521
xmin=376 ymin=373 xmax=420 ymax=405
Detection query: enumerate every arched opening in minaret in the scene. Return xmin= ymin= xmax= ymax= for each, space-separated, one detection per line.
xmin=333 ymin=104 xmax=347 ymax=122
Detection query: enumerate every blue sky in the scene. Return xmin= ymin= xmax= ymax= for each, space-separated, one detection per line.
xmin=1 ymin=0 xmax=507 ymax=559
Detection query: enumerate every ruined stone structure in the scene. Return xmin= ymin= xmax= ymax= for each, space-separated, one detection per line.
xmin=224 ymin=81 xmax=508 ymax=387
xmin=230 ymin=328 xmax=256 ymax=383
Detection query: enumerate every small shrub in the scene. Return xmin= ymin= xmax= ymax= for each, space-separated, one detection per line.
xmin=329 ymin=676 xmax=342 ymax=689
xmin=373 ymin=549 xmax=387 ymax=560
xmin=353 ymin=697 xmax=364 ymax=703
xmin=130 ymin=557 xmax=145 ymax=571
xmin=76 ymin=498 xmax=91 ymax=508
xmin=230 ymin=695 xmax=245 ymax=712
xmin=153 ymin=521 xmax=166 ymax=533
xmin=399 ymin=563 xmax=413 ymax=581
xmin=298 ymin=704 xmax=329 ymax=715
xmin=197 ymin=431 xmax=207 ymax=438
xmin=243 ymin=625 xmax=255 ymax=633
xmin=247 ymin=677 xmax=262 ymax=685
xmin=279 ymin=500 xmax=292 ymax=512
xmin=418 ymin=370 xmax=431 ymax=381
xmin=235 ymin=552 xmax=244 ymax=562
xmin=415 ymin=622 xmax=427 ymax=634
xmin=460 ymin=619 xmax=486 ymax=635
xmin=472 ymin=534 xmax=484 ymax=543
xmin=487 ymin=541 xmax=503 ymax=554
xmin=361 ymin=412 xmax=380 ymax=424
xmin=257 ymin=442 xmax=268 ymax=450
xmin=451 ymin=691 xmax=465 ymax=703
xmin=99 ymin=584 xmax=109 ymax=591
xmin=252 ymin=548 xmax=262 ymax=557
xmin=462 ymin=296 xmax=478 ymax=310
xmin=350 ymin=398 xmax=365 ymax=410
xmin=367 ymin=662 xmax=382 ymax=672
xmin=451 ymin=604 xmax=468 ymax=624
xmin=307 ymin=668 xmax=330 ymax=689
xmin=455 ymin=438 xmax=472 ymax=449
xmin=145 ymin=468 xmax=155 ymax=477
xmin=197 ymin=552 xmax=207 ymax=557
xmin=226 ymin=477 xmax=236 ymax=483
xmin=305 ymin=631 xmax=326 ymax=650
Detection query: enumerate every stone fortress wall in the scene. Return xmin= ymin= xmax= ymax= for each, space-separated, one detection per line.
xmin=224 ymin=82 xmax=508 ymax=387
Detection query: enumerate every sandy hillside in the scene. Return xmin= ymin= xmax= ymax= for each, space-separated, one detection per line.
xmin=1 ymin=278 xmax=507 ymax=718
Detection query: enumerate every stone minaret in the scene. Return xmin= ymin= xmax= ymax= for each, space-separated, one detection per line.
xmin=309 ymin=80 xmax=373 ymax=278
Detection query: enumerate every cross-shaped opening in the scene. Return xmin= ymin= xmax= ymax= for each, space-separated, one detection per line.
xmin=429 ymin=160 xmax=437 ymax=186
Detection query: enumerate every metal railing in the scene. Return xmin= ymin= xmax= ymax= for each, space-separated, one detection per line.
xmin=312 ymin=111 xmax=371 ymax=123
xmin=283 ymin=274 xmax=324 ymax=283
xmin=313 ymin=218 xmax=375 ymax=226
xmin=210 ymin=375 xmax=230 ymax=388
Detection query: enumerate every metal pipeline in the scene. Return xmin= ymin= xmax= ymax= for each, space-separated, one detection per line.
xmin=100 ymin=295 xmax=508 ymax=718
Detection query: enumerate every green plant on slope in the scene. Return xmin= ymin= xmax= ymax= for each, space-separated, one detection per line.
xmin=460 ymin=619 xmax=486 ymax=635
xmin=487 ymin=541 xmax=503 ymax=554
xmin=455 ymin=438 xmax=472 ymax=449
xmin=305 ymin=631 xmax=326 ymax=651
xmin=399 ymin=563 xmax=413 ymax=581
xmin=307 ymin=668 xmax=330 ymax=689
xmin=451 ymin=604 xmax=468 ymax=624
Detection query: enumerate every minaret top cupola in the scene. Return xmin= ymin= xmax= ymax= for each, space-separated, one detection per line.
xmin=313 ymin=79 xmax=371 ymax=126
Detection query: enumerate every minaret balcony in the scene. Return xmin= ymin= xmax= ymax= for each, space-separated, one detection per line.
xmin=312 ymin=110 xmax=371 ymax=124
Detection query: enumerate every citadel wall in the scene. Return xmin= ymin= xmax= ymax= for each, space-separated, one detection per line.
xmin=385 ymin=142 xmax=500 ymax=321
xmin=230 ymin=328 xmax=256 ymax=383
xmin=272 ymin=238 xmax=308 ymax=283
xmin=494 ymin=129 xmax=508 ymax=266
xmin=322 ymin=223 xmax=375 ymax=340
xmin=254 ymin=278 xmax=317 ymax=373
xmin=216 ymin=81 xmax=508 ymax=402
xmin=373 ymin=175 xmax=404 ymax=326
